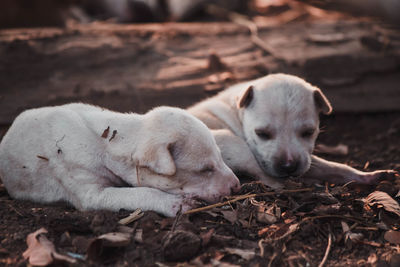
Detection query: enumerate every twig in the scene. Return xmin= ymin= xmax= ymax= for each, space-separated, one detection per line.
xmin=184 ymin=188 xmax=313 ymax=214
xmin=268 ymin=252 xmax=278 ymax=267
xmin=258 ymin=239 xmax=265 ymax=257
xmin=205 ymin=4 xmax=281 ymax=59
xmin=118 ymin=209 xmax=144 ymax=225
xmin=8 ymin=204 xmax=24 ymax=217
xmin=171 ymin=207 xmax=182 ymax=232
xmin=318 ymin=230 xmax=332 ymax=267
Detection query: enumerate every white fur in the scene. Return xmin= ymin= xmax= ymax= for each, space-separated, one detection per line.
xmin=189 ymin=73 xmax=393 ymax=187
xmin=0 ymin=103 xmax=240 ymax=217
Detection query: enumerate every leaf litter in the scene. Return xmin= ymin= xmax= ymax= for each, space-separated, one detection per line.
xmin=9 ymin=174 xmax=398 ymax=266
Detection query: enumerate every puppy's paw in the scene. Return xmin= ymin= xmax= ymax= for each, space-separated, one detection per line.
xmin=357 ymin=170 xmax=398 ymax=184
xmin=169 ymin=196 xmax=200 ymax=216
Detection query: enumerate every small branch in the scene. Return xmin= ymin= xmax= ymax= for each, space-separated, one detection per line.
xmin=318 ymin=230 xmax=332 ymax=267
xmin=184 ymin=188 xmax=313 ymax=215
xmin=171 ymin=207 xmax=183 ymax=232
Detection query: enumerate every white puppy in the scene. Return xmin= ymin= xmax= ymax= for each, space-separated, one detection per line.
xmin=0 ymin=103 xmax=240 ymax=217
xmin=189 ymin=73 xmax=394 ymax=188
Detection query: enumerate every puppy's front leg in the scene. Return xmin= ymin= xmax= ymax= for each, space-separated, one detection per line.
xmin=64 ymin=172 xmax=195 ymax=217
xmin=79 ymin=186 xmax=194 ymax=217
xmin=212 ymin=129 xmax=283 ymax=189
xmin=304 ymin=155 xmax=396 ymax=184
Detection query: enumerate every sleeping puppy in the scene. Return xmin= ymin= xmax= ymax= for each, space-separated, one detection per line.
xmin=189 ymin=73 xmax=395 ymax=188
xmin=0 ymin=103 xmax=240 ymax=217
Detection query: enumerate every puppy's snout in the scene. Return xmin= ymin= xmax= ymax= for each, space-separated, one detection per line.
xmin=275 ymin=158 xmax=299 ymax=177
xmin=230 ymin=179 xmax=241 ymax=194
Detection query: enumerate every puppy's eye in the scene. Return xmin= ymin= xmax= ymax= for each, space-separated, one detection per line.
xmin=255 ymin=129 xmax=272 ymax=140
xmin=200 ymin=165 xmax=215 ymax=174
xmin=301 ymin=129 xmax=315 ymax=138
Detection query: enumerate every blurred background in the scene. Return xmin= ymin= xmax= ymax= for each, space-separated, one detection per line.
xmin=0 ymin=0 xmax=399 ymax=124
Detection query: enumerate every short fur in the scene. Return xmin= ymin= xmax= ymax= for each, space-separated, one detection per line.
xmin=189 ymin=73 xmax=394 ymax=187
xmin=0 ymin=103 xmax=240 ymax=217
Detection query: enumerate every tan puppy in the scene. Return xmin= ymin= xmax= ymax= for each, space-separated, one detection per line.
xmin=189 ymin=73 xmax=394 ymax=188
xmin=0 ymin=103 xmax=240 ymax=217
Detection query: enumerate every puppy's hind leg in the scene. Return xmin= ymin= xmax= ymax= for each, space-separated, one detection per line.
xmin=304 ymin=155 xmax=397 ymax=184
xmin=212 ymin=129 xmax=283 ymax=189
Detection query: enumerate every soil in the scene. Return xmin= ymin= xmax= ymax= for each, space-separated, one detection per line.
xmin=0 ymin=2 xmax=400 ymax=266
xmin=0 ymin=112 xmax=399 ymax=267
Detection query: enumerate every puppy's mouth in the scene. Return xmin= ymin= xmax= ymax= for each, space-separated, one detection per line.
xmin=275 ymin=173 xmax=300 ymax=179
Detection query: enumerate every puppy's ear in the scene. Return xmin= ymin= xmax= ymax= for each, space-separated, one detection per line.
xmin=237 ymin=85 xmax=254 ymax=109
xmin=314 ymin=89 xmax=332 ymax=115
xmin=139 ymin=143 xmax=176 ymax=176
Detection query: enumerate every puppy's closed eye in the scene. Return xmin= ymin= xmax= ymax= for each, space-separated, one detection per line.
xmin=199 ymin=165 xmax=215 ymax=174
xmin=255 ymin=129 xmax=273 ymax=140
xmin=300 ymin=128 xmax=315 ymax=138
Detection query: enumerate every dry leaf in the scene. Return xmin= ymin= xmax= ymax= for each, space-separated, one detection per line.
xmin=341 ymin=221 xmax=363 ymax=245
xmin=312 ymin=192 xmax=339 ymax=204
xmin=162 ymin=230 xmax=201 ymax=262
xmin=256 ymin=211 xmax=277 ymax=224
xmin=87 ymin=232 xmax=131 ymax=261
xmin=200 ymin=228 xmax=215 ymax=247
xmin=367 ymin=253 xmax=378 ymax=265
xmin=364 ymin=191 xmax=400 ymax=217
xmin=224 ymin=248 xmax=256 ymax=261
xmin=221 ymin=210 xmax=238 ymax=224
xmin=134 ymin=229 xmax=143 ymax=243
xmin=23 ymin=228 xmax=76 ymax=266
xmin=384 ymin=230 xmax=400 ymax=244
xmin=97 ymin=232 xmax=131 ymax=247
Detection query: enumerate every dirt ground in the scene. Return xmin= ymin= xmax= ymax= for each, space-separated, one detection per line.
xmin=0 ymin=112 xmax=399 ymax=267
xmin=1 ymin=1 xmax=400 ymax=266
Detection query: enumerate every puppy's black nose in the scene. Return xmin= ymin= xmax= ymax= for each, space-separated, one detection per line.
xmin=230 ymin=181 xmax=241 ymax=194
xmin=276 ymin=159 xmax=299 ymax=176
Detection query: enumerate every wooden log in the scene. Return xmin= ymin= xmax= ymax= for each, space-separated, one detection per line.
xmin=0 ymin=21 xmax=399 ymax=124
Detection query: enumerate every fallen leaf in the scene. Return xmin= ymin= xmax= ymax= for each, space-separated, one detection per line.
xmin=162 ymin=230 xmax=201 ymax=262
xmin=256 ymin=211 xmax=277 ymax=224
xmin=341 ymin=221 xmax=363 ymax=245
xmin=87 ymin=232 xmax=131 ymax=261
xmin=224 ymin=248 xmax=256 ymax=261
xmin=367 ymin=253 xmax=378 ymax=265
xmin=133 ymin=229 xmax=143 ymax=243
xmin=312 ymin=192 xmax=339 ymax=204
xmin=23 ymin=228 xmax=76 ymax=266
xmin=341 ymin=221 xmax=350 ymax=233
xmin=97 ymin=232 xmax=131 ymax=247
xmin=221 ymin=210 xmax=238 ymax=224
xmin=384 ymin=230 xmax=400 ymax=244
xmin=200 ymin=228 xmax=214 ymax=247
xmin=364 ymin=191 xmax=400 ymax=217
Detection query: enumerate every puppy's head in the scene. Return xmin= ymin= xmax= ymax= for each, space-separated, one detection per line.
xmin=136 ymin=107 xmax=240 ymax=203
xmin=237 ymin=74 xmax=332 ymax=179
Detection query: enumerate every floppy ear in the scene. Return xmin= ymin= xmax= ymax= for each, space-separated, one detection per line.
xmin=237 ymin=85 xmax=254 ymax=109
xmin=314 ymin=88 xmax=332 ymax=115
xmin=138 ymin=143 xmax=176 ymax=176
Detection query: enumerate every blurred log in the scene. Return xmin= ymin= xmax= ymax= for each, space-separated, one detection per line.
xmin=0 ymin=21 xmax=400 ymax=124
xmin=297 ymin=0 xmax=400 ymax=24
